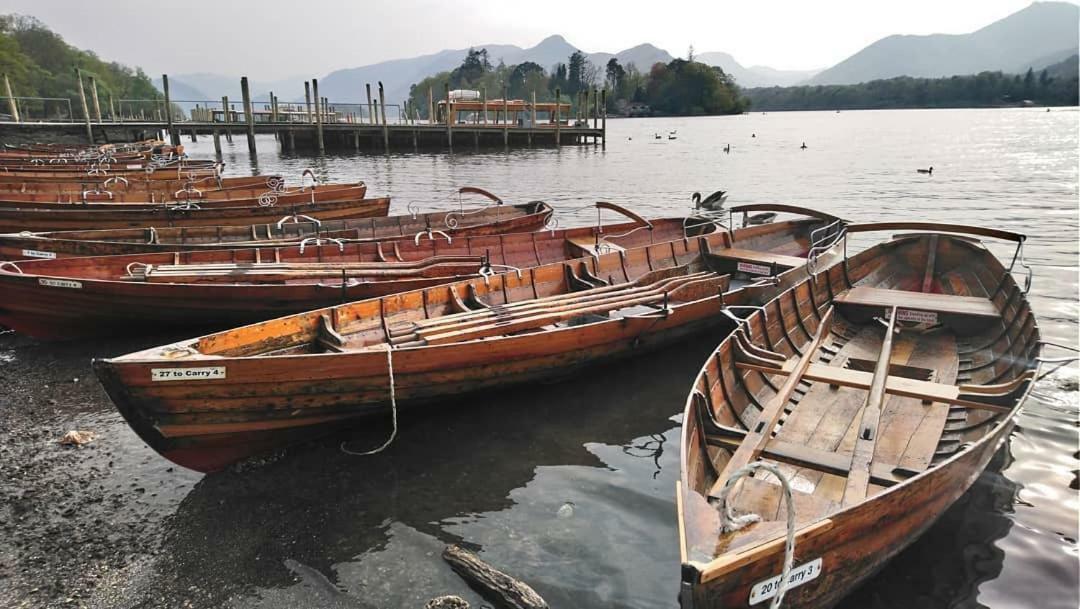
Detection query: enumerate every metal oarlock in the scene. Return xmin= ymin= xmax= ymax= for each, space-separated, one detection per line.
xmin=277 ymin=214 xmax=321 ymax=229
xmin=414 ymin=228 xmax=451 ymax=246
xmin=298 ymin=237 xmax=344 ymax=254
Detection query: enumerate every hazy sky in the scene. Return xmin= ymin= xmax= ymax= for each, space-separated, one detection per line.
xmin=4 ymin=0 xmax=1075 ymax=79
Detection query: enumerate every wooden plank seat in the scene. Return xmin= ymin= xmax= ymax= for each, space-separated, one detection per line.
xmin=736 ymin=358 xmax=1031 ymax=413
xmin=704 ymin=247 xmax=807 ymax=275
xmin=390 ymin=271 xmax=729 ymax=348
xmin=835 ymin=286 xmax=1000 ymax=319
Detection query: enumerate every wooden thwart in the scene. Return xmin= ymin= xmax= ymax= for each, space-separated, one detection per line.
xmin=835 ymin=286 xmax=1000 ymax=319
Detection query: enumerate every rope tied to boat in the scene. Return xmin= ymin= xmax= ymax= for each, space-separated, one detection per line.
xmin=715 ymin=462 xmax=797 ymax=609
xmin=340 ymin=344 xmax=398 ymax=456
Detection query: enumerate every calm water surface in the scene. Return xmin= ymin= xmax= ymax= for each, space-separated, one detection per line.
xmin=112 ymin=109 xmax=1080 ymax=607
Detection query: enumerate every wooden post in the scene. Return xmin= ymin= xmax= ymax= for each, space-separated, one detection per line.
xmin=312 ymin=78 xmax=325 ymax=154
xmin=482 ymin=87 xmax=487 ymax=125
xmin=304 ymin=81 xmax=312 ymax=123
xmin=221 ymin=96 xmax=232 ymax=142
xmin=445 ymin=82 xmax=452 ymax=150
xmin=161 ymin=73 xmax=177 ymax=145
xmin=76 ymin=69 xmax=94 ymax=143
xmin=108 ymin=95 xmax=116 ymax=122
xmin=288 ymin=130 xmax=295 ymax=152
xmin=365 ymin=83 xmax=373 ymax=125
xmin=601 ymin=89 xmax=607 ymax=150
xmin=530 ymin=91 xmax=536 ymax=147
xmin=428 ymin=87 xmax=434 ymax=124
xmin=3 ymin=74 xmax=19 ymax=122
xmin=378 ymin=81 xmax=389 ymax=151
xmin=354 ymin=129 xmax=360 ymax=151
xmin=502 ymin=85 xmax=509 ymax=148
xmin=554 ymin=87 xmax=561 ymax=147
xmin=89 ymin=76 xmax=102 ymax=123
xmin=212 ymin=130 xmax=222 ymax=160
xmin=240 ymin=76 xmax=256 ymax=154
xmin=594 ymin=87 xmax=600 ymax=130
xmin=270 ymin=92 xmax=278 ymax=122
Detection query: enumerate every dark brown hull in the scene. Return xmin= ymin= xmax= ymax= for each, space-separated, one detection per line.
xmin=0 ymin=216 xmax=696 ymax=338
xmin=0 ymin=182 xmax=365 ymax=207
xmin=0 ymin=201 xmax=550 ymax=260
xmin=0 ymin=196 xmax=389 ymax=232
xmin=92 ymin=210 xmax=846 ymax=471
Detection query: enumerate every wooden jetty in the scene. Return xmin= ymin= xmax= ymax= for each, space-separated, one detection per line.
xmin=0 ymin=74 xmax=608 ymax=154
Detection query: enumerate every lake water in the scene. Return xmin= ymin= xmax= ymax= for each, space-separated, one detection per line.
xmin=24 ymin=108 xmax=1080 ymax=608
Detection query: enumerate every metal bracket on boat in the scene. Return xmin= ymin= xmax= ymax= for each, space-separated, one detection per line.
xmin=407 ymin=202 xmax=421 ymax=220
xmin=257 ymin=192 xmax=279 ymax=207
xmin=104 ymin=176 xmax=129 ymax=188
xmin=30 ymin=158 xmax=43 ymax=165
xmin=277 ymin=214 xmax=321 ymax=229
xmin=414 ymin=228 xmax=451 ymax=246
xmin=807 ymin=220 xmax=847 ymax=277
xmin=81 ymin=189 xmax=113 ymax=201
xmin=1007 ymin=239 xmax=1033 ymax=294
xmin=300 ymin=168 xmax=318 ymax=191
xmin=445 ymin=186 xmax=504 ymax=228
xmin=125 ymin=262 xmax=150 ymax=277
xmin=146 ymin=227 xmax=158 ymax=244
xmin=87 ymin=165 xmax=109 ymax=176
xmin=174 ymin=186 xmax=203 ymax=201
xmin=479 ymin=262 xmax=522 ymax=278
xmin=298 ymin=237 xmax=344 ymax=254
xmin=0 ymin=261 xmax=23 ymax=274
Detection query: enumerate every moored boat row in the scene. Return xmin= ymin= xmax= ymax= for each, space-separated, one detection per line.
xmin=0 ymin=137 xmax=1052 ymax=609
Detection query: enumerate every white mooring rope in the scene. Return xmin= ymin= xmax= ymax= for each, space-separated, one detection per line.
xmin=340 ymin=345 xmax=398 ymax=455
xmin=716 ymin=462 xmax=797 ymax=609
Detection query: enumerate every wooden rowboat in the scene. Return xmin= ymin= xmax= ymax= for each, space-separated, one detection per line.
xmin=91 ymin=204 xmax=846 ymax=472
xmin=0 ymin=195 xmax=551 ymax=259
xmin=677 ymin=223 xmax=1042 ymax=609
xmin=0 ymin=196 xmax=389 ymax=232
xmin=0 ymin=182 xmax=368 ymax=210
xmin=0 ymin=174 xmax=278 ymax=195
xmin=0 ymin=208 xmax=697 ymax=338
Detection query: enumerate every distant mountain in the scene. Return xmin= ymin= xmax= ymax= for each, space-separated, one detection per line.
xmin=317 ymin=36 xmax=674 ymax=106
xmin=1043 ymin=53 xmax=1079 ymax=79
xmin=153 ymin=73 xmax=308 ymax=106
xmin=695 ymin=51 xmax=819 ymax=87
xmin=808 ymin=1 xmax=1080 ymax=85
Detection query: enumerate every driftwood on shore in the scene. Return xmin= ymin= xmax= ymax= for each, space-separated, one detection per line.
xmin=441 ymin=545 xmax=548 ymax=609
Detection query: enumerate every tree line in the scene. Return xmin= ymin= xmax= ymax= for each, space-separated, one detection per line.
xmin=407 ymin=48 xmax=749 ymax=118
xmin=0 ymin=15 xmax=162 ymax=120
xmin=745 ymin=61 xmax=1079 ymax=111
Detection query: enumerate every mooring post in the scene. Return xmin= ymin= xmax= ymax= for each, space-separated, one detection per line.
xmin=270 ymin=92 xmax=278 ymax=123
xmin=3 ymin=74 xmax=19 ymax=122
xmin=601 ymin=89 xmax=607 ymax=149
xmin=213 ymin=130 xmax=222 ymax=160
xmin=445 ymin=83 xmax=452 ymax=151
xmin=481 ymin=86 xmax=487 ymax=125
xmin=89 ymin=76 xmax=102 ymax=123
xmin=161 ymin=73 xmax=177 ymax=146
xmin=427 ymin=87 xmax=434 ymax=124
xmin=76 ymin=69 xmax=94 ymax=143
xmin=109 ymin=94 xmax=117 ymax=123
xmin=221 ymin=96 xmax=232 ymax=142
xmin=312 ymin=78 xmax=325 ymax=154
xmin=378 ymin=82 xmax=389 ymax=151
xmin=502 ymin=86 xmax=509 ymax=148
xmin=364 ymin=83 xmax=373 ymax=125
xmin=240 ymin=76 xmax=257 ymax=154
xmin=529 ymin=91 xmax=536 ymax=147
xmin=304 ymin=81 xmax=312 ymax=123
xmin=554 ymin=87 xmax=561 ymax=147
xmin=354 ymin=129 xmax=360 ymax=151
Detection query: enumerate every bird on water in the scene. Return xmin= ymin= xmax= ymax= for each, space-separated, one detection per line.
xmin=917 ymin=166 xmax=934 ymax=175
xmin=692 ymin=190 xmax=727 ymax=211
xmin=800 ymin=142 xmax=808 ymax=149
